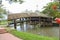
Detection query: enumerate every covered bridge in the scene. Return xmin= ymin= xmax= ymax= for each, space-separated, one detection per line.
xmin=8 ymin=13 xmax=53 ymax=29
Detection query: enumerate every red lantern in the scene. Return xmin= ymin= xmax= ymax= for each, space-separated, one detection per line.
xmin=52 ymin=5 xmax=57 ymax=10
xmin=55 ymin=18 xmax=60 ymax=24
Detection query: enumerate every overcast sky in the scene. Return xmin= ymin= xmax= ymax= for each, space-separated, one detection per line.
xmin=2 ymin=0 xmax=53 ymax=13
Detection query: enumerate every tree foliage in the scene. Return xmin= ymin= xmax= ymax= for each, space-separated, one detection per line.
xmin=9 ymin=0 xmax=24 ymax=4
xmin=0 ymin=0 xmax=24 ymax=18
xmin=0 ymin=7 xmax=7 ymax=18
xmin=42 ymin=2 xmax=60 ymax=18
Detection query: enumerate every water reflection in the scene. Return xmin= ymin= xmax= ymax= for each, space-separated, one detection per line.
xmin=10 ymin=23 xmax=59 ymax=38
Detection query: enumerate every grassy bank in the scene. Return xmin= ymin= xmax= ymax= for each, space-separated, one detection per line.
xmin=0 ymin=20 xmax=7 ymax=25
xmin=10 ymin=30 xmax=58 ymax=40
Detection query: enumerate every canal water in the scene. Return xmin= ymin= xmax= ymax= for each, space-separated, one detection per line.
xmin=10 ymin=23 xmax=59 ymax=38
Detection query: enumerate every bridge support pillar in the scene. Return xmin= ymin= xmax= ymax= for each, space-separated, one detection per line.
xmin=14 ymin=19 xmax=17 ymax=29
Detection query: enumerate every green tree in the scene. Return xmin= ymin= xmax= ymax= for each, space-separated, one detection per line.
xmin=0 ymin=6 xmax=7 ymax=24
xmin=42 ymin=2 xmax=60 ymax=18
xmin=0 ymin=0 xmax=24 ymax=18
xmin=0 ymin=7 xmax=6 ymax=18
xmin=0 ymin=0 xmax=7 ymax=18
xmin=0 ymin=0 xmax=24 ymax=24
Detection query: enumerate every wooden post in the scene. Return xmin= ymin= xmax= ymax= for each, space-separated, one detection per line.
xmin=25 ymin=18 xmax=28 ymax=30
xmin=44 ymin=18 xmax=45 ymax=27
xmin=51 ymin=18 xmax=53 ymax=27
xmin=20 ymin=18 xmax=24 ymax=31
xmin=20 ymin=18 xmax=21 ymax=30
xmin=59 ymin=24 xmax=60 ymax=27
xmin=39 ymin=17 xmax=41 ymax=27
xmin=14 ymin=19 xmax=16 ymax=29
xmin=29 ymin=17 xmax=31 ymax=24
xmin=8 ymin=20 xmax=10 ymax=27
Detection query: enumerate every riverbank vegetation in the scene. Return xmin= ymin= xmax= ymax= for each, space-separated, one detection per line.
xmin=9 ymin=30 xmax=59 ymax=40
xmin=0 ymin=20 xmax=7 ymax=25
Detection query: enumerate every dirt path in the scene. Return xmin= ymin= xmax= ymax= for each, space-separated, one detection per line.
xmin=0 ymin=33 xmax=22 ymax=40
xmin=0 ymin=27 xmax=22 ymax=40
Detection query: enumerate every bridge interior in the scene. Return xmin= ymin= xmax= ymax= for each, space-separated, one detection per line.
xmin=8 ymin=16 xmax=53 ymax=29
